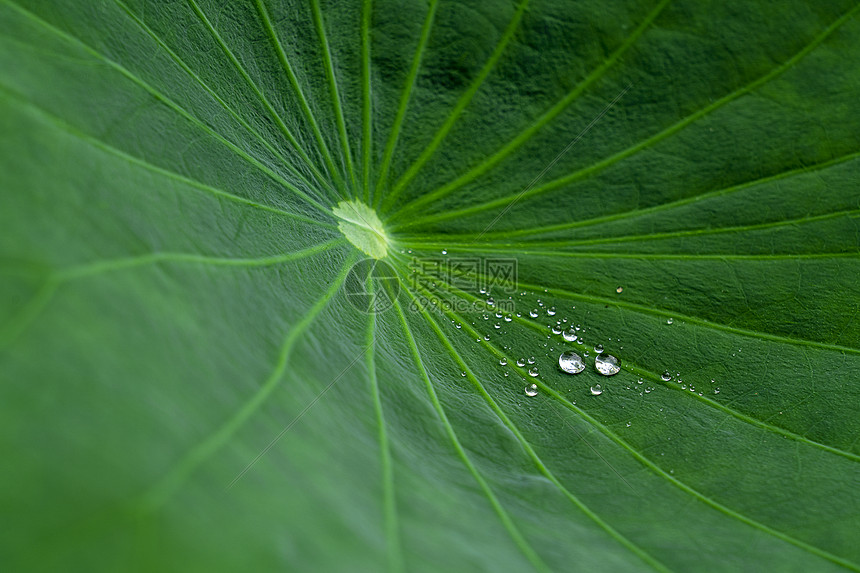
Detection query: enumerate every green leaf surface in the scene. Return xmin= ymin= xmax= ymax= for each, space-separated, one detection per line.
xmin=2 ymin=0 xmax=859 ymax=571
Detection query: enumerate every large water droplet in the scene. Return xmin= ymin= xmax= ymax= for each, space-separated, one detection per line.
xmin=558 ymin=351 xmax=585 ymax=374
xmin=590 ymin=384 xmax=603 ymax=396
xmin=595 ymin=353 xmax=620 ymax=376
xmin=525 ymin=383 xmax=539 ymax=397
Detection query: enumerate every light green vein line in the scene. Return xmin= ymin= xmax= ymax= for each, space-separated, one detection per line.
xmin=0 ymin=85 xmax=331 ymax=227
xmin=185 ymin=0 xmax=331 ymax=192
xmin=451 ymin=149 xmax=860 ymax=240
xmin=111 ymin=0 xmax=339 ymax=203
xmin=410 ymin=263 xmax=860 ymax=464
xmin=373 ymin=0 xmax=439 ymax=197
xmin=520 ymin=208 xmax=860 ymax=248
xmin=252 ymin=0 xmax=345 ymax=196
xmin=1 ymin=0 xmax=331 ymax=215
xmin=623 ymin=364 xmax=860 ymax=463
xmin=0 ymin=240 xmax=344 ymax=353
xmin=400 ymin=274 xmax=670 ymax=572
xmin=393 ymin=147 xmax=860 ymax=234
xmin=310 ymin=0 xmax=357 ymax=190
xmin=540 ymin=382 xmax=860 ymax=571
xmin=396 ymin=2 xmax=860 ymax=226
xmin=399 ymin=261 xmax=860 ymax=570
xmin=391 ymin=297 xmax=550 ymax=573
xmin=389 ymin=0 xmax=671 ymax=218
xmin=380 ymin=0 xmax=531 ymax=213
xmin=55 ymin=238 xmax=346 ymax=281
xmin=421 ymin=262 xmax=860 ymax=356
xmin=365 ymin=279 xmax=403 ymax=573
xmin=137 ymin=253 xmax=357 ymax=512
xmin=392 ymin=241 xmax=860 ymax=261
xmin=409 ymin=208 xmax=860 ymax=251
xmin=0 ymin=278 xmax=59 ymax=349
xmin=361 ymin=0 xmax=374 ymax=203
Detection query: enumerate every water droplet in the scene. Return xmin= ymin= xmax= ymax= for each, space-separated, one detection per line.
xmin=595 ymin=353 xmax=620 ymax=376
xmin=626 ymin=422 xmax=632 ymax=427
xmin=455 ymin=323 xmax=462 ymax=329
xmin=486 ymin=298 xmax=495 ymax=307
xmin=504 ymin=315 xmax=512 ymax=322
xmin=558 ymin=351 xmax=585 ymax=374
xmin=504 ymin=372 xmax=509 ymax=377
xmin=460 ymin=372 xmax=466 ymax=377
xmin=714 ymin=388 xmax=720 ymax=394
xmin=483 ymin=334 xmax=491 ymax=341
xmin=645 ymin=387 xmax=652 ymax=393
xmin=441 ymin=250 xmax=447 ymax=255
xmin=527 ymin=356 xmax=536 ymax=364
xmin=516 ymin=358 xmax=526 ymax=367
xmin=551 ymin=325 xmax=562 ymax=335
xmin=661 ymin=371 xmax=672 ymax=381
xmin=528 ymin=367 xmax=539 ymax=377
xmin=529 ymin=309 xmax=539 ymax=318
xmin=616 ymin=286 xmax=623 ymax=293
xmin=499 ymin=358 xmax=507 ymax=366
xmin=594 ymin=344 xmax=604 ymax=353
xmin=525 ymin=384 xmax=538 ymax=397
xmin=562 ymin=328 xmax=578 ymax=342
xmin=494 ymin=323 xmax=501 ymax=329
xmin=590 ymin=384 xmax=603 ymax=396
xmin=666 ymin=317 xmax=674 ymax=325
xmin=547 ymin=306 xmax=557 ymax=316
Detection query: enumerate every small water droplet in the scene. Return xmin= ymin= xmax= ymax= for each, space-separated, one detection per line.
xmin=455 ymin=323 xmax=462 ymax=329
xmin=527 ymin=356 xmax=536 ymax=364
xmin=547 ymin=306 xmax=557 ymax=316
xmin=551 ymin=325 xmax=562 ymax=335
xmin=441 ymin=250 xmax=447 ymax=255
xmin=504 ymin=315 xmax=512 ymax=322
xmin=486 ymin=298 xmax=495 ymax=307
xmin=645 ymin=387 xmax=652 ymax=393
xmin=525 ymin=384 xmax=538 ymax=397
xmin=460 ymin=371 xmax=466 ymax=377
xmin=494 ymin=323 xmax=501 ymax=329
xmin=562 ymin=328 xmax=578 ymax=342
xmin=528 ymin=367 xmax=539 ymax=377
xmin=594 ymin=344 xmax=604 ymax=353
xmin=499 ymin=358 xmax=507 ymax=366
xmin=626 ymin=422 xmax=632 ymax=427
xmin=516 ymin=358 xmax=526 ymax=367
xmin=558 ymin=351 xmax=585 ymax=374
xmin=504 ymin=372 xmax=509 ymax=377
xmin=483 ymin=334 xmax=491 ymax=341
xmin=590 ymin=384 xmax=603 ymax=396
xmin=616 ymin=286 xmax=623 ymax=293
xmin=714 ymin=388 xmax=720 ymax=394
xmin=529 ymin=309 xmax=539 ymax=318
xmin=661 ymin=371 xmax=672 ymax=382
xmin=666 ymin=317 xmax=674 ymax=325
xmin=595 ymin=353 xmax=620 ymax=376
